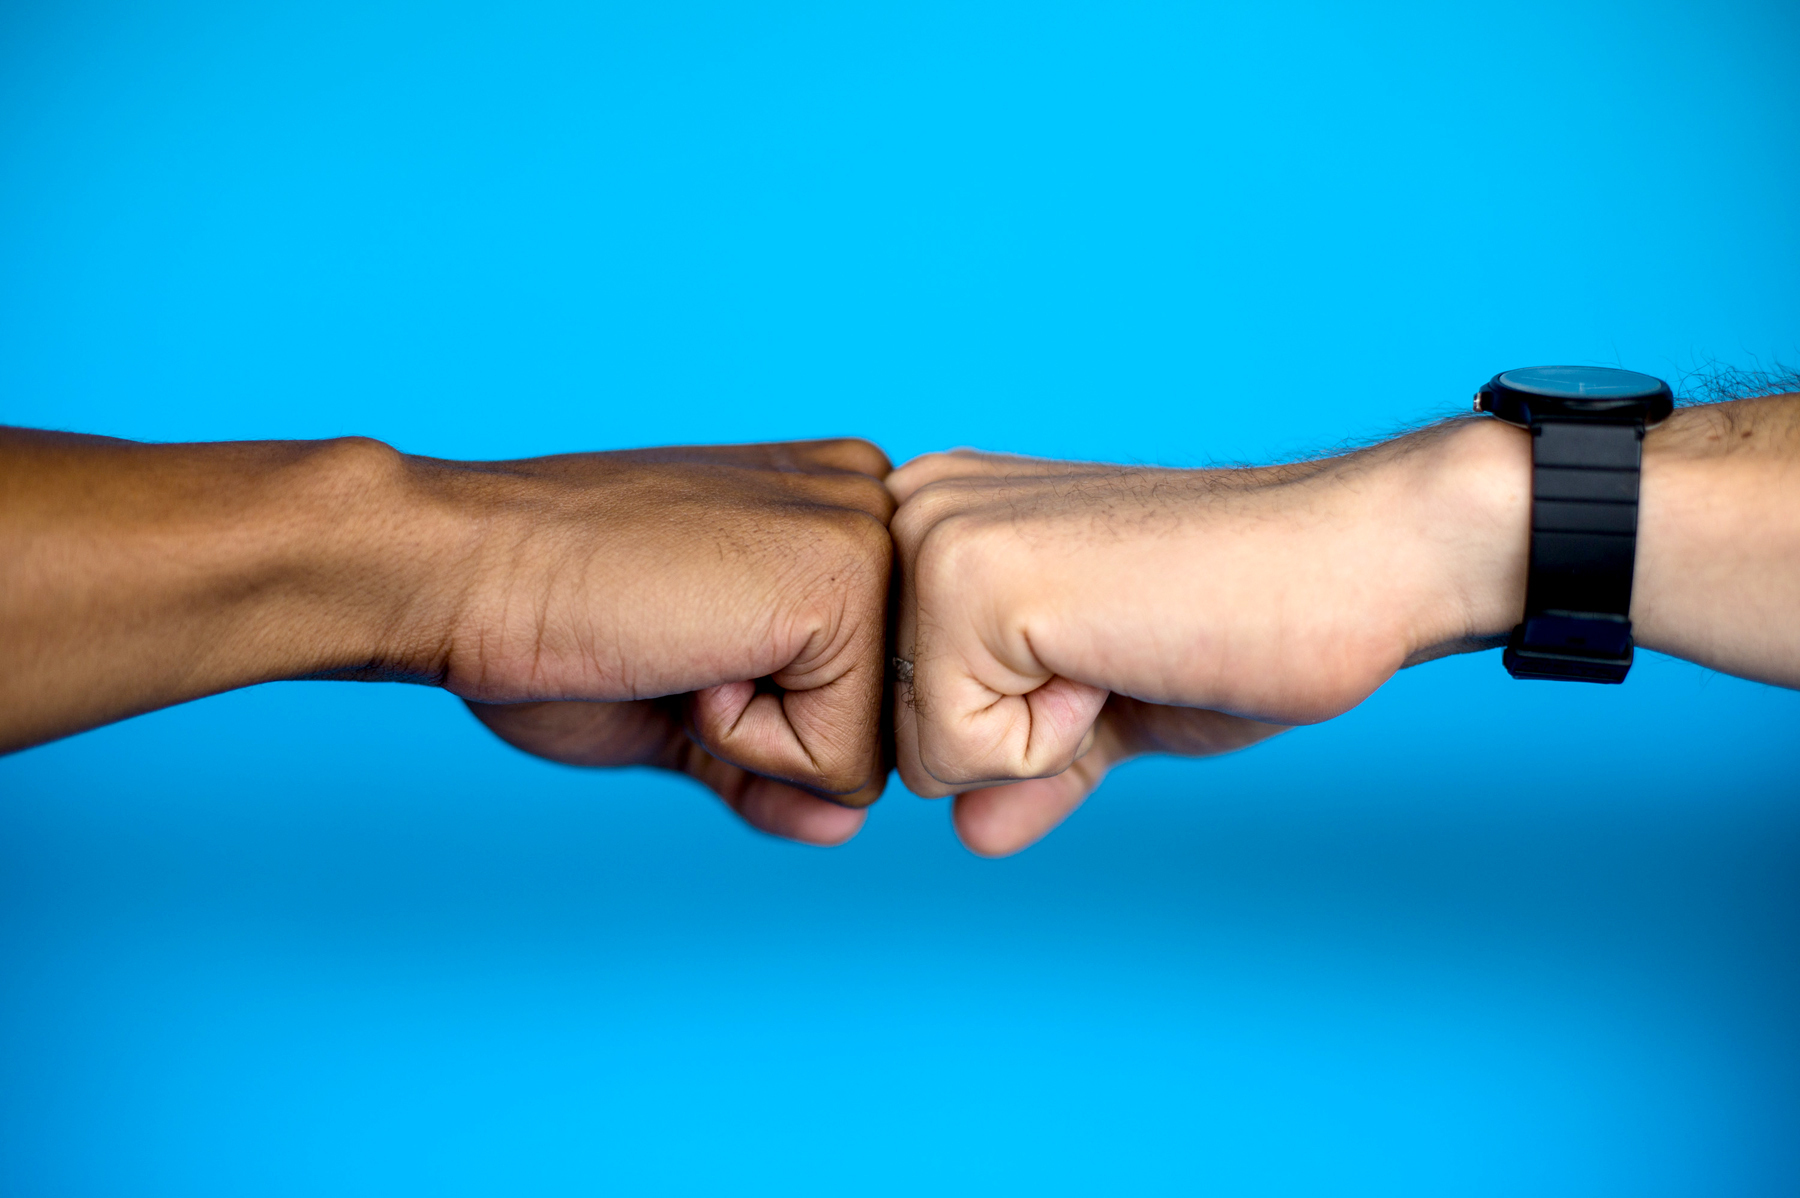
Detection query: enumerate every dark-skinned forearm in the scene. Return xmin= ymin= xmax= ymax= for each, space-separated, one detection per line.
xmin=0 ymin=429 xmax=453 ymax=753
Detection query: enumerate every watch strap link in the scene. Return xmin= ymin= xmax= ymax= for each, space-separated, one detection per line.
xmin=1502 ymin=420 xmax=1642 ymax=683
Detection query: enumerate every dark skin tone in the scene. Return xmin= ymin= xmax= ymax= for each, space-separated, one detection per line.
xmin=0 ymin=431 xmax=894 ymax=845
xmin=4 ymin=393 xmax=1798 ymax=855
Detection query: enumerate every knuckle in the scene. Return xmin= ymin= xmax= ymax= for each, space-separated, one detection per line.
xmin=910 ymin=510 xmax=996 ymax=596
xmin=890 ymin=483 xmax=974 ymax=557
xmin=813 ymin=471 xmax=897 ymax=522
xmin=819 ymin=505 xmax=894 ymax=560
xmin=862 ymin=478 xmax=900 ymax=523
xmin=887 ymin=501 xmax=933 ymax=556
xmin=834 ymin=436 xmax=893 ymax=475
xmin=808 ymin=436 xmax=892 ymax=477
xmin=794 ymin=509 xmax=892 ymax=597
xmin=904 ymin=450 xmax=958 ymax=474
xmin=893 ymin=448 xmax=990 ymax=488
xmin=914 ymin=688 xmax=1092 ymax=789
xmin=888 ymin=452 xmax=956 ymax=492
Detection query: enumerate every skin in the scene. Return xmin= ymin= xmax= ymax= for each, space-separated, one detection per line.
xmin=886 ymin=394 xmax=1800 ymax=857
xmin=0 ymin=431 xmax=895 ymax=846
xmin=7 ymin=393 xmax=1797 ymax=857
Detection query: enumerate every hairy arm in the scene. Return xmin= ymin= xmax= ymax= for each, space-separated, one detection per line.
xmin=886 ymin=391 xmax=1800 ymax=855
xmin=1634 ymin=393 xmax=1800 ymax=685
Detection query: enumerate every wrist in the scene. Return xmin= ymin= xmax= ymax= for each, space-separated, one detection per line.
xmin=146 ymin=435 xmax=473 ymax=690
xmin=273 ymin=438 xmax=474 ymax=685
xmin=1392 ymin=416 xmax=1532 ymax=663
xmin=182 ymin=436 xmax=458 ymax=687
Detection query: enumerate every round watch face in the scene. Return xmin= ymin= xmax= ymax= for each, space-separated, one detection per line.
xmin=1496 ymin=365 xmax=1667 ymax=399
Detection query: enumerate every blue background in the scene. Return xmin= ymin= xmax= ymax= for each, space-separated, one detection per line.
xmin=3 ymin=0 xmax=1798 ymax=1193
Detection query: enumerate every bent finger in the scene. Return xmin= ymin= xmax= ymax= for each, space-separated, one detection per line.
xmin=911 ymin=661 xmax=1108 ymax=789
xmin=887 ymin=449 xmax=1131 ymax=503
xmin=669 ymin=723 xmax=878 ymax=845
xmin=679 ymin=744 xmax=871 ymax=846
xmin=792 ymin=473 xmax=896 ymax=523
xmin=688 ymin=662 xmax=886 ymax=802
xmin=681 ymin=437 xmax=890 ymax=478
xmin=575 ymin=438 xmax=891 ymax=480
xmin=950 ymin=716 xmax=1131 ymax=856
xmin=729 ymin=779 xmax=869 ymax=846
xmin=467 ymin=697 xmax=866 ymax=846
xmin=777 ymin=436 xmax=894 ymax=478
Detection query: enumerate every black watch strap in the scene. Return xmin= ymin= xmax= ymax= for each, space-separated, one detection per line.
xmin=1502 ymin=419 xmax=1642 ymax=683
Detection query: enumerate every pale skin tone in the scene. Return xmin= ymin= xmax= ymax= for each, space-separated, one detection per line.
xmin=886 ymin=393 xmax=1800 ymax=855
xmin=3 ymin=394 xmax=1797 ymax=856
xmin=0 ymin=432 xmax=895 ymax=846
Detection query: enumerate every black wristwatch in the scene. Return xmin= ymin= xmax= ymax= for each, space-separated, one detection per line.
xmin=1475 ymin=365 xmax=1674 ymax=683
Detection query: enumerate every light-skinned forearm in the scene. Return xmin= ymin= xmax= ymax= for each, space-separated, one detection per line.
xmin=1633 ymin=394 xmax=1800 ymax=686
xmin=1411 ymin=393 xmax=1800 ymax=688
xmin=883 ymin=391 xmax=1800 ymax=855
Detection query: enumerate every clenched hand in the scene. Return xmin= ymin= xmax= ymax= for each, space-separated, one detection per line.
xmin=0 ymin=432 xmax=895 ymax=846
